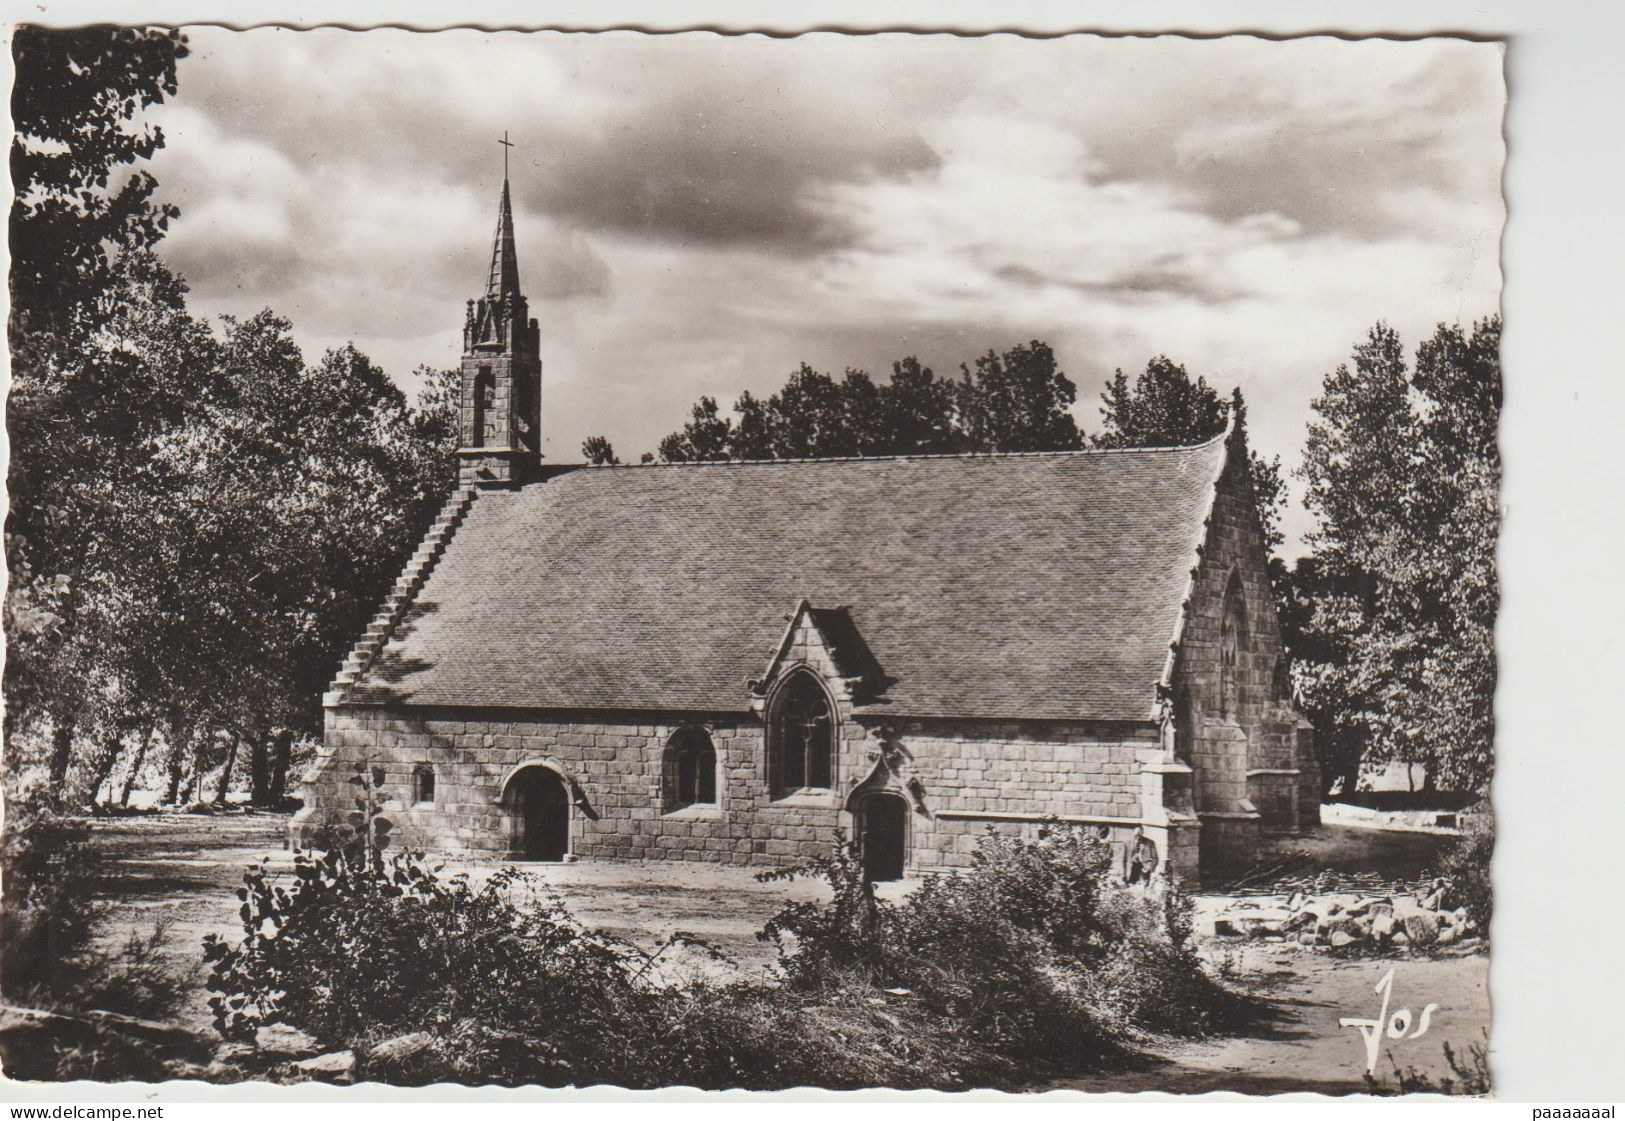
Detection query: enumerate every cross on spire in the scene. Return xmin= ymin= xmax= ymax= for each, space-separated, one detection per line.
xmin=498 ymin=130 xmax=514 ymax=180
xmin=485 ymin=133 xmax=521 ymax=300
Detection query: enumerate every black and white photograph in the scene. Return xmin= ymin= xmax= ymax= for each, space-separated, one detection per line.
xmin=0 ymin=14 xmax=1544 ymax=1099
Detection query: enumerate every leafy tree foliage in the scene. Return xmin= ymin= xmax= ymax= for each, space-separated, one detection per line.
xmin=6 ymin=29 xmax=463 ymax=807
xmin=955 ymin=342 xmax=1084 ymax=453
xmin=9 ymin=26 xmax=186 ymax=340
xmin=1294 ymin=319 xmax=1500 ymax=795
xmin=7 ymin=28 xmax=191 ymax=797
xmin=652 ymin=343 xmax=1080 ymax=462
xmin=1093 ymin=356 xmax=1228 ymax=450
xmin=1092 ymin=357 xmax=1288 ymax=554
xmin=582 ymin=435 xmax=621 ymax=465
xmin=7 ymin=260 xmax=453 ymax=805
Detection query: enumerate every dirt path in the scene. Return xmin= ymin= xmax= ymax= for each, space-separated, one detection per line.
xmin=81 ymin=812 xmax=1490 ymax=1093
xmin=1056 ymin=944 xmax=1490 ymax=1095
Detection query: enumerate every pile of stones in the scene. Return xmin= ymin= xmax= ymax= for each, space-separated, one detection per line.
xmin=1211 ymin=884 xmax=1480 ymax=952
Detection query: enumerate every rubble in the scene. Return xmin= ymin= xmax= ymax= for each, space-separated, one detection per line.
xmin=291 ymin=1049 xmax=356 ymax=1083
xmin=1210 ymin=882 xmax=1481 ymax=954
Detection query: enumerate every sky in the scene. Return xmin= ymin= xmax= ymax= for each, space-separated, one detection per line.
xmin=147 ymin=29 xmax=1506 ymax=552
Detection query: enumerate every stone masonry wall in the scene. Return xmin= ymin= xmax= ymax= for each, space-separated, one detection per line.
xmin=292 ymin=702 xmax=1164 ymax=875
xmin=1172 ymin=435 xmax=1321 ymax=872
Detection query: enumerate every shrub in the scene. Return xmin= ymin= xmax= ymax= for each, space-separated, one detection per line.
xmin=205 ymin=843 xmax=974 ymax=1089
xmin=204 ymin=824 xmax=1244 ymax=1089
xmin=204 ymin=849 xmax=639 ymax=1054
xmin=1 ymin=798 xmax=185 ymax=1020
xmin=1435 ymin=808 xmax=1492 ymax=934
xmin=758 ymin=824 xmax=1242 ymax=1075
xmin=1366 ymin=1030 xmax=1491 ymax=1096
xmin=0 ymin=799 xmax=189 ymax=1081
xmin=0 ymin=801 xmax=105 ymax=1006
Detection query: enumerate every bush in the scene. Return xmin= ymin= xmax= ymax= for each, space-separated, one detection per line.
xmin=1 ymin=802 xmax=105 ymax=1006
xmin=1435 ymin=808 xmax=1492 ymax=934
xmin=204 ymin=843 xmax=971 ymax=1089
xmin=758 ymin=825 xmax=1242 ymax=1075
xmin=1366 ymin=1030 xmax=1491 ymax=1096
xmin=1 ymin=799 xmax=185 ymax=1019
xmin=204 ymin=849 xmax=642 ymax=1059
xmin=0 ymin=799 xmax=189 ymax=1081
xmin=203 ymin=825 xmax=1244 ymax=1089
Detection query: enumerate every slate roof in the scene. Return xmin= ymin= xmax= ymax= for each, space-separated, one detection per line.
xmin=349 ymin=434 xmax=1231 ymax=722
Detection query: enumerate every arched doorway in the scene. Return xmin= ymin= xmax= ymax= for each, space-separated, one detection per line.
xmin=858 ymin=792 xmax=908 ymax=882
xmin=511 ymin=766 xmax=570 ymax=861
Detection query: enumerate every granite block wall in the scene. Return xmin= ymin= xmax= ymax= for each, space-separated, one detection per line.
xmin=290 ymin=703 xmax=1165 ymax=875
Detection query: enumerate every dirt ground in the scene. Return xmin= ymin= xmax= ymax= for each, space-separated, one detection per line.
xmin=81 ymin=810 xmax=1490 ymax=1094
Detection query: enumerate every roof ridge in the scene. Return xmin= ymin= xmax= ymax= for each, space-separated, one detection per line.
xmin=572 ymin=431 xmax=1231 ymax=470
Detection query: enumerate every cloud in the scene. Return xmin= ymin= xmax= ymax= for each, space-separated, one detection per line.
xmin=170 ymin=29 xmax=944 ymax=256
xmin=145 ymin=31 xmax=1504 ymax=554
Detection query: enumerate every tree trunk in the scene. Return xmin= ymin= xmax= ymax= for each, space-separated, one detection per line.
xmin=249 ymin=731 xmax=271 ymax=806
xmin=120 ymin=723 xmax=157 ymax=807
xmin=214 ymin=730 xmax=241 ymax=806
xmin=86 ymin=726 xmax=126 ymax=807
xmin=187 ymin=728 xmax=211 ymax=805
xmin=46 ymin=717 xmax=77 ymax=800
xmin=163 ymin=719 xmax=192 ymax=805
xmin=267 ymin=728 xmax=295 ymax=805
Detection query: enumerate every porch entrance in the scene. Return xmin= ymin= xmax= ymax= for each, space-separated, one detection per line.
xmin=858 ymin=792 xmax=908 ymax=881
xmin=512 ymin=767 xmax=570 ymax=861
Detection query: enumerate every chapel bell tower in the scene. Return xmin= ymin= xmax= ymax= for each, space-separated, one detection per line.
xmin=459 ymin=146 xmax=542 ymax=487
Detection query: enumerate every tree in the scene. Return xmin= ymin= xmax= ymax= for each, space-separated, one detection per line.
xmin=1295 ymin=319 xmax=1500 ymax=795
xmin=582 ymin=436 xmax=620 ymax=465
xmin=883 ymin=356 xmax=962 ymax=455
xmin=1091 ymin=357 xmax=1287 ymax=554
xmin=1402 ymin=318 xmax=1500 ymax=792
xmin=657 ymin=396 xmax=733 ymax=462
xmin=7 ymin=27 xmax=189 ymax=801
xmin=649 ymin=342 xmax=1079 ymax=463
xmin=9 ymin=27 xmax=187 ymax=340
xmin=956 ymin=341 xmax=1083 ymax=453
xmin=1093 ymin=356 xmax=1227 ymax=450
xmin=5 ymin=252 xmax=222 ymax=795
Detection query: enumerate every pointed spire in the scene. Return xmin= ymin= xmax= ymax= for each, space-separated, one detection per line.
xmin=485 ymin=176 xmax=521 ymax=300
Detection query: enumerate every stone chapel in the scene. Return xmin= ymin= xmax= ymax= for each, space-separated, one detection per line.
xmin=290 ymin=174 xmax=1321 ymax=882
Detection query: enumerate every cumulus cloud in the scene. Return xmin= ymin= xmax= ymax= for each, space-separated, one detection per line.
xmin=147 ymin=30 xmax=1504 ymax=552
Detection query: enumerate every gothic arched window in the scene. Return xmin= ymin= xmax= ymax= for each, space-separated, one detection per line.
xmin=1218 ymin=574 xmax=1248 ymax=720
xmin=769 ymin=671 xmax=834 ymax=794
xmin=413 ymin=765 xmax=436 ymax=806
xmin=664 ymin=727 xmax=717 ymax=810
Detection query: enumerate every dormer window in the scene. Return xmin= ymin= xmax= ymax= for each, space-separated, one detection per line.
xmin=769 ymin=670 xmax=834 ymax=794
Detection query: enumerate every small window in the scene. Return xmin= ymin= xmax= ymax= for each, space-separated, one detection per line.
xmin=665 ymin=727 xmax=717 ymax=810
xmin=472 ymin=367 xmax=495 ymax=447
xmin=770 ymin=671 xmax=834 ymax=793
xmin=413 ymin=765 xmax=436 ymax=806
xmin=1218 ymin=574 xmax=1248 ymax=720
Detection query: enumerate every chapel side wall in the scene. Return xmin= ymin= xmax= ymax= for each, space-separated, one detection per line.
xmin=892 ymin=719 xmax=1159 ymax=871
xmin=1174 ymin=440 xmax=1320 ymax=870
xmin=298 ymin=704 xmax=1160 ymax=873
xmin=772 ymin=610 xmax=1157 ymax=870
